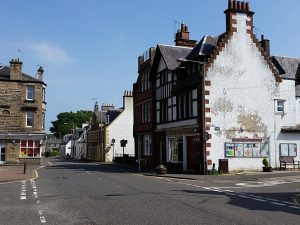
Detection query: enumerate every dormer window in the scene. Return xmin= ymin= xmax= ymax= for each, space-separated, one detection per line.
xmin=105 ymin=115 xmax=110 ymax=124
xmin=26 ymin=86 xmax=35 ymax=101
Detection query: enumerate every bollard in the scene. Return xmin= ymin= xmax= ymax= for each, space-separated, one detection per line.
xmin=23 ymin=161 xmax=27 ymax=174
xmin=212 ymin=163 xmax=216 ymax=175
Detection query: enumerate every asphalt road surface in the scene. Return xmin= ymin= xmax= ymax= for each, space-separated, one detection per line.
xmin=0 ymin=159 xmax=300 ymax=225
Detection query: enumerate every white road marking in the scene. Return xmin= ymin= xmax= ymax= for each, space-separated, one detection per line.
xmin=271 ymin=202 xmax=286 ymax=206
xmin=20 ymin=180 xmax=27 ymax=200
xmin=252 ymin=198 xmax=267 ymax=202
xmin=30 ymin=179 xmax=47 ymax=223
xmin=81 ymin=168 xmax=91 ymax=174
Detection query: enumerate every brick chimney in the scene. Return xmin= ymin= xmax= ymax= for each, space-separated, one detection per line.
xmin=37 ymin=66 xmax=44 ymax=81
xmin=9 ymin=58 xmax=23 ymax=80
xmin=175 ymin=23 xmax=197 ymax=47
xmin=260 ymin=35 xmax=270 ymax=58
xmin=225 ymin=0 xmax=255 ymax=34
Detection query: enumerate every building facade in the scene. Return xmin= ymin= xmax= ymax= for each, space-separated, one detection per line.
xmin=134 ymin=0 xmax=300 ymax=173
xmin=87 ymin=91 xmax=134 ymax=162
xmin=0 ymin=59 xmax=46 ymax=164
xmin=133 ymin=48 xmax=156 ymax=168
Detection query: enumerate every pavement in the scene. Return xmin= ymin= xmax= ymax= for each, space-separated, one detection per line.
xmin=99 ymin=162 xmax=300 ymax=181
xmin=0 ymin=164 xmax=37 ymax=183
xmin=1 ymin=159 xmax=300 ymax=183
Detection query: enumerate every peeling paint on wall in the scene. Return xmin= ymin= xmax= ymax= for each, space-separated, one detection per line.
xmin=211 ymin=97 xmax=234 ymax=116
xmin=237 ymin=110 xmax=268 ymax=137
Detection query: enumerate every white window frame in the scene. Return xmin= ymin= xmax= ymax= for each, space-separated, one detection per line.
xmin=168 ymin=137 xmax=183 ymax=163
xmin=105 ymin=115 xmax=110 ymax=124
xmin=26 ymin=86 xmax=35 ymax=101
xmin=26 ymin=111 xmax=34 ymax=128
xmin=276 ymin=100 xmax=285 ymax=114
xmin=143 ymin=135 xmax=152 ymax=156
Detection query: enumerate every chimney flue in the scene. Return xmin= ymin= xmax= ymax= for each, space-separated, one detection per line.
xmin=9 ymin=58 xmax=23 ymax=80
xmin=37 ymin=66 xmax=44 ymax=81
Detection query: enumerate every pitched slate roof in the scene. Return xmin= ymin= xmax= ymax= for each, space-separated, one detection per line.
xmin=272 ymin=56 xmax=300 ymax=79
xmin=95 ymin=110 xmax=122 ymax=124
xmin=0 ymin=66 xmax=41 ymax=82
xmin=158 ymin=45 xmax=193 ymax=70
xmin=186 ymin=35 xmax=219 ymax=59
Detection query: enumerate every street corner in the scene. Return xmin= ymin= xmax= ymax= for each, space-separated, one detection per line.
xmin=0 ymin=165 xmax=38 ymax=184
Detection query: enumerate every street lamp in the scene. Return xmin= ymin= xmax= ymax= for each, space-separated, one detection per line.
xmin=111 ymin=138 xmax=115 ymax=162
xmin=177 ymin=58 xmax=208 ymax=175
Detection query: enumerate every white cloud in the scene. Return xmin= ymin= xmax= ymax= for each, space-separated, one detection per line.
xmin=26 ymin=42 xmax=73 ymax=64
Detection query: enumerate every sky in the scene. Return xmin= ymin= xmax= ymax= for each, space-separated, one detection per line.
xmin=0 ymin=0 xmax=299 ymax=132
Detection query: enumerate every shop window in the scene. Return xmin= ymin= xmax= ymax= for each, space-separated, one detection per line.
xmin=280 ymin=143 xmax=297 ymax=157
xmin=20 ymin=140 xmax=41 ymax=158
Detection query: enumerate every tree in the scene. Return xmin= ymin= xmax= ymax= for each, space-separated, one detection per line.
xmin=50 ymin=110 xmax=92 ymax=138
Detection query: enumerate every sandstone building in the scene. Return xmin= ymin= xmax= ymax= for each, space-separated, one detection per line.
xmin=0 ymin=59 xmax=46 ymax=164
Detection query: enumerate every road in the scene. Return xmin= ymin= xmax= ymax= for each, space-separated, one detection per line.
xmin=0 ymin=159 xmax=300 ymax=225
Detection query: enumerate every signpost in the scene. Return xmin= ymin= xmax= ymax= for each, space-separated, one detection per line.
xmin=120 ymin=139 xmax=128 ymax=165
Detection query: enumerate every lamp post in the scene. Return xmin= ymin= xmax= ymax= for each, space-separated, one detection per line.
xmin=111 ymin=138 xmax=115 ymax=162
xmin=177 ymin=58 xmax=208 ymax=175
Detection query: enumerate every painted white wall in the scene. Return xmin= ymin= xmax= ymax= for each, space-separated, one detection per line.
xmin=206 ymin=13 xmax=281 ymax=170
xmin=60 ymin=140 xmax=71 ymax=157
xmin=105 ymin=95 xmax=135 ymax=162
xmin=296 ymin=98 xmax=300 ymax=125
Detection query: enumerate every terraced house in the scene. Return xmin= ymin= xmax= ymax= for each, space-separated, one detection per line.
xmin=0 ymin=59 xmax=46 ymax=164
xmin=133 ymin=0 xmax=300 ymax=174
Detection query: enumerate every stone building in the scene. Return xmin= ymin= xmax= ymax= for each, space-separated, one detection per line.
xmin=0 ymin=59 xmax=46 ymax=164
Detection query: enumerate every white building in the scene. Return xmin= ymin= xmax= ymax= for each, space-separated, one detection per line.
xmin=202 ymin=1 xmax=300 ymax=171
xmin=60 ymin=134 xmax=72 ymax=157
xmin=104 ymin=91 xmax=134 ymax=162
xmin=70 ymin=124 xmax=90 ymax=160
xmin=87 ymin=91 xmax=134 ymax=162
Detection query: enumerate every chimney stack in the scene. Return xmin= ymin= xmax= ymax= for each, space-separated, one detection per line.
xmin=260 ymin=35 xmax=270 ymax=58
xmin=9 ymin=58 xmax=23 ymax=80
xmin=174 ymin=23 xmax=197 ymax=47
xmin=37 ymin=66 xmax=44 ymax=81
xmin=225 ymin=0 xmax=254 ymax=33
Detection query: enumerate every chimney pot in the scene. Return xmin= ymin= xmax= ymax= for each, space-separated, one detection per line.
xmin=228 ymin=0 xmax=233 ymax=9
xmin=233 ymin=0 xmax=237 ymax=9
xmin=245 ymin=2 xmax=249 ymax=11
xmin=37 ymin=66 xmax=44 ymax=81
xmin=237 ymin=1 xmax=241 ymax=10
xmin=241 ymin=2 xmax=245 ymax=10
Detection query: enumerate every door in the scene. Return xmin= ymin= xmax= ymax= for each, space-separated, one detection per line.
xmin=0 ymin=147 xmax=6 ymax=163
xmin=187 ymin=136 xmax=201 ymax=172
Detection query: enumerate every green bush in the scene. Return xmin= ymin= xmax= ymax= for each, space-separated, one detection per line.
xmin=262 ymin=157 xmax=269 ymax=167
xmin=50 ymin=151 xmax=59 ymax=157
